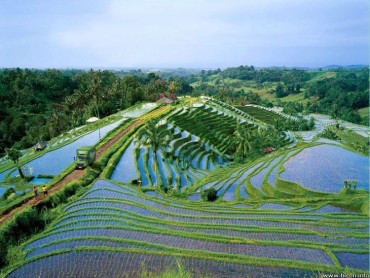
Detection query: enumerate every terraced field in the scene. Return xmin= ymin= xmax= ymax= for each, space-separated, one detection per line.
xmin=6 ymin=180 xmax=368 ymax=277
xmin=280 ymin=145 xmax=369 ymax=193
xmin=1 ymin=98 xmax=369 ymax=277
xmin=236 ymin=105 xmax=290 ymax=125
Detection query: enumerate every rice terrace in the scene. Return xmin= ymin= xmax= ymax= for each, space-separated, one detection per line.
xmin=0 ymin=89 xmax=369 ymax=277
xmin=0 ymin=1 xmax=369 ymax=277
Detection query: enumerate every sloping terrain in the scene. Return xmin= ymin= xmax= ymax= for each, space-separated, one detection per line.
xmin=6 ymin=180 xmax=369 ymax=277
xmin=1 ymin=98 xmax=368 ymax=277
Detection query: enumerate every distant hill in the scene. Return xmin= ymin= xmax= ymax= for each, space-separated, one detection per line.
xmin=320 ymin=64 xmax=368 ymax=70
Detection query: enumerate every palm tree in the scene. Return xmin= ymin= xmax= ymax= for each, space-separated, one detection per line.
xmin=88 ymin=71 xmax=103 ymax=138
xmin=139 ymin=120 xmax=173 ymax=190
xmin=228 ymin=123 xmax=251 ymax=162
xmin=5 ymin=148 xmax=25 ymax=179
xmin=208 ymin=150 xmax=219 ymax=167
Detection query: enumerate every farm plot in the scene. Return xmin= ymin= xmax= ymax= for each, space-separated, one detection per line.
xmin=250 ymin=157 xmax=282 ymax=191
xmin=6 ymin=118 xmax=127 ymax=179
xmin=110 ymin=140 xmax=138 ymax=183
xmin=10 ymin=179 xmax=369 ymax=277
xmin=167 ymin=105 xmax=256 ymax=155
xmin=125 ymin=121 xmax=224 ymax=189
xmin=236 ymin=105 xmax=286 ymax=125
xmin=206 ymin=98 xmax=256 ymax=123
xmin=7 ymin=251 xmax=320 ymax=278
xmin=279 ymin=145 xmax=369 ymax=193
xmin=334 ymin=252 xmax=369 ymax=270
xmin=310 ymin=114 xmax=370 ymax=138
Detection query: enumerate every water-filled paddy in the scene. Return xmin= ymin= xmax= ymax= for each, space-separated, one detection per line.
xmin=29 ymin=177 xmax=53 ymax=185
xmin=7 ymin=119 xmax=126 ymax=179
xmin=121 ymin=103 xmax=158 ymax=118
xmin=280 ymin=145 xmax=369 ymax=193
xmin=111 ymin=141 xmax=138 ymax=183
xmin=8 ymin=251 xmax=318 ymax=278
xmin=335 ymin=252 xmax=369 ymax=270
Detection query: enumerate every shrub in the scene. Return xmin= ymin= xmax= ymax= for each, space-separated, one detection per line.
xmin=201 ymin=188 xmax=218 ymax=202
xmin=2 ymin=187 xmax=16 ymax=201
xmin=37 ymin=174 xmax=55 ymax=179
xmin=319 ymin=128 xmax=338 ymax=140
xmin=0 ymin=207 xmax=45 ymax=268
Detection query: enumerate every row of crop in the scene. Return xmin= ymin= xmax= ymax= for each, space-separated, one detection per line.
xmin=51 ymin=211 xmax=368 ymax=250
xmin=66 ymin=196 xmax=366 ymax=230
xmin=24 ymin=203 xmax=360 ymax=257
xmin=244 ymin=104 xmax=299 ymax=122
xmin=168 ymin=107 xmax=239 ymax=152
xmin=16 ymin=184 xmax=368 ymax=274
xmin=11 ymin=245 xmax=366 ymax=278
xmin=60 ymin=205 xmax=365 ymax=238
xmin=22 ymin=224 xmax=339 ymax=268
xmin=0 ymin=105 xmax=176 ymax=272
xmin=128 ymin=119 xmax=225 ymax=189
xmin=56 ymin=179 xmax=368 ymax=229
xmin=206 ymin=98 xmax=258 ymax=123
xmin=88 ymin=180 xmax=339 ymax=219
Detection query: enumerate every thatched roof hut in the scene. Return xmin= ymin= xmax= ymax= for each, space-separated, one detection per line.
xmin=35 ymin=141 xmax=47 ymax=151
xmin=86 ymin=117 xmax=99 ymax=123
xmin=157 ymin=97 xmax=173 ymax=104
xmin=261 ymin=147 xmax=276 ymax=154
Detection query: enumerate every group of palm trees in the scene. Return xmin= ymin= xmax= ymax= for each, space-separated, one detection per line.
xmin=227 ymin=121 xmax=252 ymax=162
xmin=136 ymin=120 xmax=173 ymax=190
xmin=137 ymin=119 xmax=255 ymax=190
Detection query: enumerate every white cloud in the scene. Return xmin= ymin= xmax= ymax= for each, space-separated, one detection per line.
xmin=47 ymin=0 xmax=369 ymax=67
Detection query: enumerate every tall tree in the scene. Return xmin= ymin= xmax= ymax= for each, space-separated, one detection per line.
xmin=228 ymin=122 xmax=251 ymax=161
xmin=5 ymin=148 xmax=24 ymax=179
xmin=139 ymin=120 xmax=172 ymax=190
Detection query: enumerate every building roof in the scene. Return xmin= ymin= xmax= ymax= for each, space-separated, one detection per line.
xmin=261 ymin=147 xmax=276 ymax=153
xmin=35 ymin=141 xmax=47 ymax=150
xmin=86 ymin=117 xmax=99 ymax=123
xmin=157 ymin=97 xmax=173 ymax=104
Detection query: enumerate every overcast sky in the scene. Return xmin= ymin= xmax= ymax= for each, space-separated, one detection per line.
xmin=0 ymin=0 xmax=368 ymax=68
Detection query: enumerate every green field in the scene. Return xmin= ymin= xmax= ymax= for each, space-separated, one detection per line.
xmin=0 ymin=98 xmax=368 ymax=277
xmin=236 ymin=105 xmax=284 ymax=125
xmin=358 ymin=107 xmax=369 ymax=120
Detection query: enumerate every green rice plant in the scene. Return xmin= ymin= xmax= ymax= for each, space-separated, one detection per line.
xmin=140 ymin=259 xmax=193 ymax=278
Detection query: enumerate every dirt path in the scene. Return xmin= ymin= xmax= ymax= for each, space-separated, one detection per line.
xmin=0 ymin=119 xmax=143 ymax=224
xmin=96 ymin=120 xmax=142 ymax=159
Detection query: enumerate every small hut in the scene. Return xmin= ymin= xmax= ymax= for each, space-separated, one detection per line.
xmin=261 ymin=147 xmax=276 ymax=154
xmin=86 ymin=117 xmax=99 ymax=123
xmin=157 ymin=97 xmax=173 ymax=104
xmin=35 ymin=141 xmax=47 ymax=151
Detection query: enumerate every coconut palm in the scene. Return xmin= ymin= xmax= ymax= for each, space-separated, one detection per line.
xmin=139 ymin=120 xmax=173 ymax=190
xmin=5 ymin=148 xmax=25 ymax=179
xmin=208 ymin=150 xmax=219 ymax=167
xmin=228 ymin=123 xmax=251 ymax=162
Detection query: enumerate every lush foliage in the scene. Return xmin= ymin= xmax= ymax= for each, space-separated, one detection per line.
xmin=305 ymin=68 xmax=369 ymax=124
xmin=5 ymin=148 xmax=24 ymax=178
xmin=0 ymin=69 xmax=191 ymax=156
xmin=186 ymin=66 xmax=368 ymax=125
xmin=201 ymin=188 xmax=218 ymax=202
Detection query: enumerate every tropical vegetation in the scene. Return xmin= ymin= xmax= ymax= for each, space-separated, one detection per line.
xmin=0 ymin=66 xmax=368 ymax=277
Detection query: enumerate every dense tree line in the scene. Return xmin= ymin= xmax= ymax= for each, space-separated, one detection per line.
xmin=305 ymin=68 xmax=369 ymax=124
xmin=220 ymin=65 xmax=309 ymax=85
xmin=0 ymin=69 xmax=191 ymax=156
xmin=1 ymin=66 xmax=368 ymax=155
xmin=191 ymin=65 xmax=369 ymax=125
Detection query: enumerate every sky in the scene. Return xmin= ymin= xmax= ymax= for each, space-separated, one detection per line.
xmin=0 ymin=0 xmax=369 ymax=69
